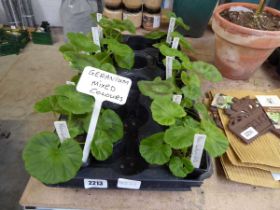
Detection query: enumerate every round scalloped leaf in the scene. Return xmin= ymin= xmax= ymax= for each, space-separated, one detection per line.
xmin=83 ymin=109 xmax=123 ymax=143
xmin=139 ymin=132 xmax=172 ymax=165
xmin=164 ymin=126 xmax=196 ymax=149
xmin=22 ymin=132 xmax=82 ymax=184
xmin=200 ymin=121 xmax=229 ymax=157
xmin=192 ymin=61 xmax=222 ymax=82
xmin=91 ymin=130 xmax=113 ymax=161
xmin=151 ymin=98 xmax=186 ymax=126
xmin=34 ymin=96 xmax=67 ymax=114
xmin=67 ymin=119 xmax=84 ymax=138
xmin=67 ymin=32 xmax=100 ymax=52
xmin=137 ymin=77 xmax=175 ymax=100
xmin=55 ymin=85 xmax=93 ymax=114
xmin=169 ymin=156 xmax=194 ymax=178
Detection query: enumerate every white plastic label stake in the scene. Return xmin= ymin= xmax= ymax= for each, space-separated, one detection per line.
xmin=153 ymin=15 xmax=161 ymax=28
xmin=66 ymin=81 xmax=75 ymax=86
xmin=256 ymin=95 xmax=280 ymax=107
xmin=96 ymin=13 xmax=102 ymax=22
xmin=172 ymin=94 xmax=182 ymax=104
xmin=240 ymin=127 xmax=258 ymax=140
xmin=54 ymin=121 xmax=71 ymax=143
xmin=91 ymin=27 xmax=100 ymax=50
xmin=84 ymin=179 xmax=108 ymax=189
xmin=96 ymin=13 xmax=103 ymax=39
xmin=191 ymin=134 xmax=206 ymax=168
xmin=117 ymin=178 xmax=141 ymax=190
xmin=166 ymin=56 xmax=173 ymax=79
xmin=11 ymin=25 xmax=16 ymax=30
xmin=271 ymin=173 xmax=280 ymax=181
xmin=172 ymin=37 xmax=180 ymax=49
xmin=166 ymin=17 xmax=176 ymax=44
xmin=77 ymin=66 xmax=132 ymax=163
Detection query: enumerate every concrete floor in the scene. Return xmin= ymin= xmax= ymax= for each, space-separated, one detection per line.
xmin=1 ymin=29 xmax=280 ymax=210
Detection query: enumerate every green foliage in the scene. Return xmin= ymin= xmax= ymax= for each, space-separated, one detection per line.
xmin=22 ymin=132 xmax=82 ymax=184
xmin=137 ymin=77 xmax=175 ymax=100
xmin=138 ymin=11 xmax=228 ymax=178
xmin=54 ymin=85 xmax=93 ymax=114
xmin=151 ymin=98 xmax=186 ymax=126
xmin=169 ymin=156 xmax=194 ymax=178
xmin=139 ymin=132 xmax=172 ymax=165
xmin=67 ymin=32 xmax=100 ymax=52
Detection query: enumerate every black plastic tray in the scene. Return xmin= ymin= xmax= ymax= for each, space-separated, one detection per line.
xmin=49 ymin=36 xmax=213 ymax=190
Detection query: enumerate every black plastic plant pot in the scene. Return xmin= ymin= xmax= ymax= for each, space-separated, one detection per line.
xmin=47 ymin=36 xmax=213 ymax=191
xmin=173 ymin=0 xmax=218 ymax=38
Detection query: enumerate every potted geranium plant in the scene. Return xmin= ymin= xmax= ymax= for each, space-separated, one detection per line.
xmin=22 ymin=13 xmax=229 ymax=187
xmin=212 ymin=0 xmax=280 ymax=80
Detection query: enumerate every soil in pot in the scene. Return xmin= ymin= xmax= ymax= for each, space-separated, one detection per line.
xmin=221 ymin=10 xmax=280 ymax=31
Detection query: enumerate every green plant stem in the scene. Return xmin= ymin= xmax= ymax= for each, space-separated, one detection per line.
xmin=68 ymin=112 xmax=72 ymax=122
xmin=256 ymin=0 xmax=266 ymax=16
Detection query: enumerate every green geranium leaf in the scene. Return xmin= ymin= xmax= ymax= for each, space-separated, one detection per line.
xmin=183 ymin=116 xmax=200 ymax=129
xmin=145 ymin=31 xmax=167 ymax=39
xmin=170 ymin=31 xmax=193 ymax=51
xmin=55 ymin=85 xmax=93 ymax=114
xmin=181 ymin=85 xmax=201 ymax=101
xmin=67 ymin=119 xmax=84 ymax=138
xmin=176 ymin=17 xmax=190 ymax=31
xmin=71 ymin=74 xmax=81 ymax=84
xmin=138 ymin=77 xmax=175 ymax=100
xmin=103 ymin=38 xmax=134 ymax=69
xmin=164 ymin=126 xmax=196 ymax=149
xmin=22 ymin=132 xmax=82 ymax=184
xmin=34 ymin=96 xmax=67 ymax=114
xmin=91 ymin=130 xmax=113 ymax=161
xmin=100 ymin=63 xmax=116 ymax=74
xmin=181 ymin=71 xmax=200 ymax=87
xmin=59 ymin=43 xmax=76 ymax=53
xmin=94 ymin=52 xmax=113 ymax=64
xmin=140 ymin=132 xmax=172 ymax=165
xmin=122 ymin=19 xmax=136 ymax=34
xmin=169 ymin=156 xmax=194 ymax=178
xmin=194 ymin=103 xmax=212 ymax=121
xmin=151 ymin=98 xmax=186 ymax=126
xmin=192 ymin=61 xmax=222 ymax=82
xmin=163 ymin=57 xmax=182 ymax=70
xmin=200 ymin=120 xmax=229 ymax=157
xmin=83 ymin=109 xmax=123 ymax=143
xmin=158 ymin=44 xmax=182 ymax=57
xmin=67 ymin=32 xmax=99 ymax=52
xmin=63 ymin=52 xmax=100 ymax=71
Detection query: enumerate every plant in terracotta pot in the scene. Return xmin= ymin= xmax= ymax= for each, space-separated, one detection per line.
xmin=212 ymin=0 xmax=280 ymax=80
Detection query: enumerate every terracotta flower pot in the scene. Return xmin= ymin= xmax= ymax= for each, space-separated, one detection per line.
xmin=212 ymin=3 xmax=280 ymax=80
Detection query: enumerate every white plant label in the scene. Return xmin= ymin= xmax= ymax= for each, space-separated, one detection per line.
xmin=91 ymin=27 xmax=101 ymax=51
xmin=11 ymin=25 xmax=16 ymax=30
xmin=77 ymin=66 xmax=132 ymax=163
xmin=271 ymin=173 xmax=280 ymax=181
xmin=54 ymin=121 xmax=71 ymax=143
xmin=84 ymin=179 xmax=108 ymax=189
xmin=240 ymin=127 xmax=258 ymax=140
xmin=172 ymin=94 xmax=182 ymax=104
xmin=96 ymin=13 xmax=103 ymax=39
xmin=153 ymin=15 xmax=161 ymax=28
xmin=172 ymin=37 xmax=180 ymax=49
xmin=117 ymin=178 xmax=141 ymax=190
xmin=66 ymin=81 xmax=75 ymax=86
xmin=123 ymin=13 xmax=128 ymax=20
xmin=96 ymin=13 xmax=102 ymax=22
xmin=166 ymin=56 xmax=173 ymax=79
xmin=166 ymin=17 xmax=176 ymax=44
xmin=256 ymin=95 xmax=280 ymax=107
xmin=191 ymin=134 xmax=206 ymax=168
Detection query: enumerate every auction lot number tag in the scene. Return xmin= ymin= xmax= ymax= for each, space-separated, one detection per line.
xmin=84 ymin=179 xmax=108 ymax=189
